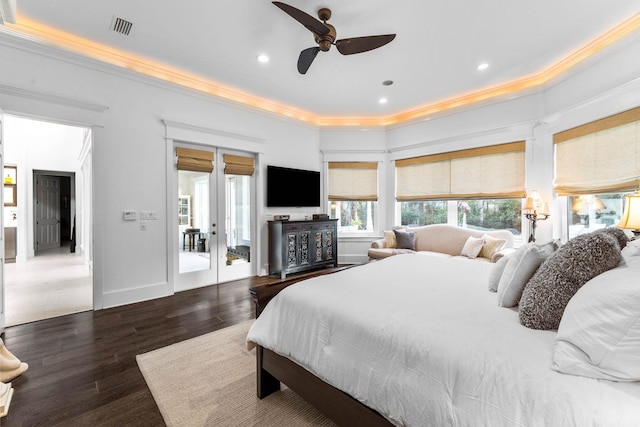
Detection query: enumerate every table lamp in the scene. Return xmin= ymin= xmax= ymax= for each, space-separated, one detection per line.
xmin=617 ymin=192 xmax=640 ymax=239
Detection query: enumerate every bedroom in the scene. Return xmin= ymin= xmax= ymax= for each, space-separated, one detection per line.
xmin=0 ymin=0 xmax=639 ymax=424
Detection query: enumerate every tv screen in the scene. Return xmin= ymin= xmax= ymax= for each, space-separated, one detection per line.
xmin=267 ymin=165 xmax=321 ymax=207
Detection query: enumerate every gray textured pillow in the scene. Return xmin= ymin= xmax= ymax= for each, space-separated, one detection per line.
xmin=393 ymin=230 xmax=416 ymax=250
xmin=496 ymin=241 xmax=557 ymax=307
xmin=519 ymin=231 xmax=623 ymax=330
xmin=595 ymin=227 xmax=628 ymax=250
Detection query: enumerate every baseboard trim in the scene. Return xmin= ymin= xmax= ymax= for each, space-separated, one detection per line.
xmin=102 ymin=281 xmax=172 ymax=309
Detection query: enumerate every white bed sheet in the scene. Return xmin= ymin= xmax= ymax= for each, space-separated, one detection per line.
xmin=247 ymin=253 xmax=640 ymax=426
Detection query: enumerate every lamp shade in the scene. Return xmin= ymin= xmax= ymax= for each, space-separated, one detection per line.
xmin=592 ymin=196 xmax=607 ymax=211
xmin=617 ymin=194 xmax=640 ymax=232
xmin=524 ymin=198 xmax=534 ymax=212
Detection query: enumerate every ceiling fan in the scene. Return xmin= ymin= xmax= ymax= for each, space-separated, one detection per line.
xmin=272 ymin=1 xmax=396 ymax=74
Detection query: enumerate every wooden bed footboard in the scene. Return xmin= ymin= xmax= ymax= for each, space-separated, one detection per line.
xmin=257 ymin=345 xmax=393 ymax=427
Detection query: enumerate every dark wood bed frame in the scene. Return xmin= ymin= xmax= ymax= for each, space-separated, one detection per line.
xmin=250 ymin=271 xmax=393 ymax=426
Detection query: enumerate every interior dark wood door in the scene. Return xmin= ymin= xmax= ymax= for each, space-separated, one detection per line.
xmin=35 ymin=175 xmax=61 ymax=252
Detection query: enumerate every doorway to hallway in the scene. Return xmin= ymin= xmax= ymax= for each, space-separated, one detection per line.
xmin=3 ymin=115 xmax=93 ymax=326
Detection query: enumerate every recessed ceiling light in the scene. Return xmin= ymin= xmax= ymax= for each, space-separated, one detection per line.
xmin=257 ymin=54 xmax=269 ymax=64
xmin=477 ymin=62 xmax=489 ymax=71
xmin=379 ymin=97 xmax=388 ymax=104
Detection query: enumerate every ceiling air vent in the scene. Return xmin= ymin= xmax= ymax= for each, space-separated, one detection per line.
xmin=111 ymin=16 xmax=133 ymax=36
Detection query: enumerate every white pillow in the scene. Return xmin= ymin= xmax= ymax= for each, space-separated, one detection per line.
xmin=496 ymin=241 xmax=556 ymax=307
xmin=553 ymin=256 xmax=640 ymax=381
xmin=460 ymin=236 xmax=484 ymax=259
xmin=622 ymin=238 xmax=640 ymax=259
xmin=488 ymin=254 xmax=510 ymax=292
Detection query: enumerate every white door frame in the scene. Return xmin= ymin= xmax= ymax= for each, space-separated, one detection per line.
xmin=0 ymin=87 xmax=105 ymax=315
xmin=163 ymin=120 xmax=264 ymax=293
xmin=0 ymin=109 xmax=5 ymax=330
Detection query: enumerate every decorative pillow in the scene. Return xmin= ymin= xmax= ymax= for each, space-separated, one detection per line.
xmin=383 ymin=230 xmax=397 ymax=248
xmin=553 ymin=256 xmax=640 ymax=381
xmin=393 ymin=230 xmax=416 ymax=250
xmin=622 ymin=238 xmax=640 ymax=258
xmin=519 ymin=231 xmax=623 ymax=330
xmin=479 ymin=234 xmax=506 ymax=260
xmin=488 ymin=253 xmax=510 ymax=292
xmin=460 ymin=236 xmax=484 ymax=259
xmin=496 ymin=241 xmax=557 ymax=307
xmin=595 ymin=227 xmax=628 ymax=250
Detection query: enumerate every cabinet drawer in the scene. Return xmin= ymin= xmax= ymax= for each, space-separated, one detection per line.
xmin=282 ymin=223 xmax=304 ymax=232
xmin=311 ymin=222 xmax=334 ymax=230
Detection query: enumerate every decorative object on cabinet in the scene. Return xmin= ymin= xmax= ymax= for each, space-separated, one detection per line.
xmin=3 ymin=166 xmax=16 ymax=207
xmin=268 ymin=219 xmax=338 ymax=279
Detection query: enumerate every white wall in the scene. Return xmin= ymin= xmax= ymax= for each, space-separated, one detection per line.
xmin=1 ymin=26 xmax=639 ymax=308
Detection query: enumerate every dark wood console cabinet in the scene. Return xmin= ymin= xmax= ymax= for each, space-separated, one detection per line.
xmin=268 ymin=219 xmax=338 ymax=279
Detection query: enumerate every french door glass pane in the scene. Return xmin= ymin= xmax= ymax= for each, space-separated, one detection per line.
xmin=178 ymin=170 xmax=210 ymax=273
xmin=225 ymin=174 xmax=250 ymax=265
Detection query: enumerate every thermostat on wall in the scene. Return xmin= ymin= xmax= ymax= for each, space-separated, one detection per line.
xmin=123 ymin=211 xmax=137 ymax=221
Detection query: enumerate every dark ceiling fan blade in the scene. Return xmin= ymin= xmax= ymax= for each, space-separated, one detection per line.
xmin=272 ymin=2 xmax=330 ymax=36
xmin=297 ymin=47 xmax=321 ymax=74
xmin=335 ymin=34 xmax=396 ymax=55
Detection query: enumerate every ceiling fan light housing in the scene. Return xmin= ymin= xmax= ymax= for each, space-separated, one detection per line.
xmin=314 ymin=23 xmax=336 ymax=51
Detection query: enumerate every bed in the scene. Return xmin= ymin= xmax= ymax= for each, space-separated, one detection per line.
xmin=247 ymin=238 xmax=640 ymax=426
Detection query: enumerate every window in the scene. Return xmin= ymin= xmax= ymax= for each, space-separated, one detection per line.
xmin=328 ymin=162 xmax=378 ymax=233
xmin=399 ymin=201 xmax=447 ymax=226
xmin=398 ymin=199 xmax=522 ymax=235
xmin=567 ymin=192 xmax=631 ymax=240
xmin=395 ymin=142 xmax=525 ymax=235
xmin=330 ymin=201 xmax=376 ymax=232
xmin=458 ymin=199 xmax=522 ymax=233
xmin=554 ymin=106 xmax=640 ymax=239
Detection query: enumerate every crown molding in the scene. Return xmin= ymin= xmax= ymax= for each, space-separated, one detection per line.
xmin=2 ymin=12 xmax=640 ymax=128
xmin=0 ymin=82 xmax=108 ymax=113
xmin=162 ymin=119 xmax=266 ymax=146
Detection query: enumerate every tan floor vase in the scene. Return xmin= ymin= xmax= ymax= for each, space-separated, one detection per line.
xmin=136 ymin=321 xmax=335 ymax=426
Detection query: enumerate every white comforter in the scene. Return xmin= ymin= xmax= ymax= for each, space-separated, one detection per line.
xmin=247 ymin=253 xmax=640 ymax=426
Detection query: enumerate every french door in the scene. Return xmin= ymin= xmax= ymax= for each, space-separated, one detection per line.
xmin=174 ymin=145 xmax=254 ymax=291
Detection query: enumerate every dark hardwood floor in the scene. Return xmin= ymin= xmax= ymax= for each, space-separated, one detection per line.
xmin=0 ymin=275 xmax=286 ymax=427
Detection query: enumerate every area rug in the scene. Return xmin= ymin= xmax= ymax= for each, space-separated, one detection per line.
xmin=136 ymin=321 xmax=335 ymax=426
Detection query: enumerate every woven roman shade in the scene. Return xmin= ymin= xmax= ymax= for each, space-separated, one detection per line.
xmin=328 ymin=162 xmax=378 ymax=201
xmin=395 ymin=141 xmax=526 ymax=201
xmin=176 ymin=147 xmax=214 ymax=173
xmin=554 ymin=106 xmax=640 ymax=196
xmin=223 ymin=154 xmax=255 ymax=176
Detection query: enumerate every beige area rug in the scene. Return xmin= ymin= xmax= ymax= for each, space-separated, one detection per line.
xmin=136 ymin=321 xmax=336 ymax=426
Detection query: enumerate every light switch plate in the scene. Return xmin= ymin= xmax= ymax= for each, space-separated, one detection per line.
xmin=123 ymin=211 xmax=137 ymax=221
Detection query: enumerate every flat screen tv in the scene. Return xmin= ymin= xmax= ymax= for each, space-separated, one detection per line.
xmin=267 ymin=165 xmax=321 ymax=207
